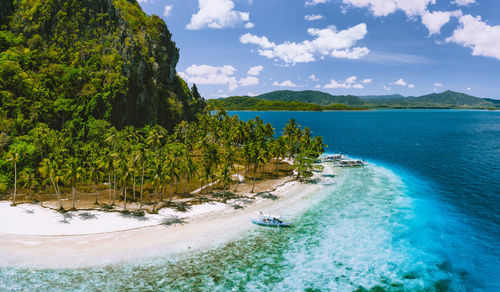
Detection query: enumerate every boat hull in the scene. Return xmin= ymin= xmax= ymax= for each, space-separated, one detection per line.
xmin=250 ymin=219 xmax=292 ymax=227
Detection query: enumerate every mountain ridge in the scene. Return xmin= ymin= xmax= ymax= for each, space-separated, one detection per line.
xmin=210 ymin=90 xmax=497 ymax=110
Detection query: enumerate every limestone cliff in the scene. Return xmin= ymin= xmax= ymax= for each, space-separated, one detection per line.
xmin=0 ymin=0 xmax=203 ymax=133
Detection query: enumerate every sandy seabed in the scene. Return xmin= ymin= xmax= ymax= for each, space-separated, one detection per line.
xmin=0 ymin=167 xmax=333 ymax=269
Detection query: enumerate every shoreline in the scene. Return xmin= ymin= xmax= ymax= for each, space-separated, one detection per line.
xmin=0 ymin=166 xmax=332 ymax=269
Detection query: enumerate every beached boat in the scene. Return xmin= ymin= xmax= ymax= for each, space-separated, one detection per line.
xmin=338 ymin=159 xmax=365 ymax=167
xmin=250 ymin=214 xmax=292 ymax=227
xmin=323 ymin=154 xmax=346 ymax=162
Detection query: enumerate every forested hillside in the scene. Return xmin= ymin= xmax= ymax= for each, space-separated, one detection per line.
xmin=0 ymin=0 xmax=205 ymax=138
xmin=258 ymin=90 xmax=365 ymax=106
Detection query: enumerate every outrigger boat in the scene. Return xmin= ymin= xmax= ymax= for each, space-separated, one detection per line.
xmin=338 ymin=159 xmax=365 ymax=167
xmin=250 ymin=212 xmax=292 ymax=227
xmin=322 ymin=154 xmax=346 ymax=162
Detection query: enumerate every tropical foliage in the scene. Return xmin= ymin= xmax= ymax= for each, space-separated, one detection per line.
xmin=0 ymin=111 xmax=324 ymax=211
xmin=208 ymin=96 xmax=369 ymax=111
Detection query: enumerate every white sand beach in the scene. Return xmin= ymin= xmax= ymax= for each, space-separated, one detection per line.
xmin=0 ymin=167 xmax=332 ymax=269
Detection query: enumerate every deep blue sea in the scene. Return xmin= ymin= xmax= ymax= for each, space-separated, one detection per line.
xmin=1 ymin=110 xmax=499 ymax=291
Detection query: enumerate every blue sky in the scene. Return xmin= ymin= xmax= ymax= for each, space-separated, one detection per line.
xmin=137 ymin=0 xmax=500 ymax=99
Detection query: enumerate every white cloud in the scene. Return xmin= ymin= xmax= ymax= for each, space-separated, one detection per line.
xmin=180 ymin=64 xmax=239 ymax=91
xmin=247 ymin=92 xmax=257 ymax=97
xmin=163 ymin=5 xmax=173 ymax=18
xmin=434 ymin=82 xmax=443 ymax=87
xmin=467 ymin=87 xmax=471 ymax=91
xmin=324 ymin=76 xmax=364 ymax=89
xmin=361 ymin=78 xmax=372 ymax=83
xmin=341 ymin=0 xmax=435 ymax=17
xmin=421 ymin=10 xmax=462 ymax=35
xmin=408 ymin=84 xmax=415 ymax=88
xmin=393 ymin=78 xmax=407 ymax=86
xmin=446 ymin=15 xmax=500 ymax=61
xmin=247 ymin=65 xmax=263 ymax=76
xmin=315 ymin=84 xmax=322 ymax=88
xmin=383 ymin=85 xmax=391 ymax=91
xmin=309 ymin=74 xmax=320 ymax=82
xmin=240 ymin=34 xmax=274 ymax=49
xmin=245 ymin=22 xmax=255 ymax=29
xmin=240 ymin=24 xmax=369 ymax=64
xmin=186 ymin=0 xmax=250 ymax=30
xmin=273 ymin=80 xmax=297 ymax=87
xmin=305 ymin=14 xmax=325 ymax=21
xmin=341 ymin=1 xmax=466 ymax=36
xmin=346 ymin=76 xmax=357 ymax=84
xmin=452 ymin=0 xmax=475 ymax=6
xmin=306 ymin=0 xmax=329 ymax=6
xmin=239 ymin=76 xmax=259 ymax=86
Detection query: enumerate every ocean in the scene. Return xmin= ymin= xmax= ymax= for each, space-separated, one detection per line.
xmin=1 ymin=110 xmax=499 ymax=291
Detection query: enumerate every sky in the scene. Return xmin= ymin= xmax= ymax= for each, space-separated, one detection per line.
xmin=136 ymin=0 xmax=500 ymax=99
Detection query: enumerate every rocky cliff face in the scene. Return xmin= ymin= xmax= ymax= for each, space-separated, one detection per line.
xmin=0 ymin=0 xmax=202 ymax=132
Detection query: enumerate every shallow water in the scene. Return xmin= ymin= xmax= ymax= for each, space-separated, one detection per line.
xmin=1 ymin=110 xmax=499 ymax=291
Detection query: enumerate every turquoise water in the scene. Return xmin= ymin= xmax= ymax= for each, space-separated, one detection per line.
xmin=1 ymin=110 xmax=499 ymax=291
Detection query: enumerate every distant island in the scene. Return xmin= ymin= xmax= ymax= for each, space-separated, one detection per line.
xmin=208 ymin=90 xmax=499 ymax=111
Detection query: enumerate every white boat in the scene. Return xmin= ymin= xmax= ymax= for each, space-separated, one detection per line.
xmin=323 ymin=154 xmax=346 ymax=162
xmin=338 ymin=159 xmax=365 ymax=167
xmin=250 ymin=213 xmax=292 ymax=227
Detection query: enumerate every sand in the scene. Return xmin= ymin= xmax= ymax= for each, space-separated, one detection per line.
xmin=0 ymin=167 xmax=332 ymax=269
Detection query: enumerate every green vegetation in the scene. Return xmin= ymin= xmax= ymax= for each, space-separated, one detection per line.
xmin=364 ymin=90 xmax=496 ymax=109
xmin=208 ymin=96 xmax=369 ymax=111
xmin=258 ymin=90 xmax=365 ymax=106
xmin=0 ymin=112 xmax=324 ymax=210
xmin=210 ymin=90 xmax=498 ymax=111
xmin=0 ymin=0 xmax=205 ymax=138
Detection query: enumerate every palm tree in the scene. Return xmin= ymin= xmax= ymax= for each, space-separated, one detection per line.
xmin=63 ymin=157 xmax=85 ymax=210
xmin=134 ymin=147 xmax=148 ymax=209
xmin=39 ymin=157 xmax=63 ymax=210
xmin=18 ymin=168 xmax=36 ymax=201
xmin=6 ymin=152 xmax=19 ymax=205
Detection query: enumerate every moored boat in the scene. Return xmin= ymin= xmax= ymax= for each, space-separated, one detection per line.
xmin=338 ymin=159 xmax=365 ymax=167
xmin=250 ymin=214 xmax=292 ymax=227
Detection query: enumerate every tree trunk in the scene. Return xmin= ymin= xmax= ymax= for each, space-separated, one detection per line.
xmin=175 ymin=177 xmax=178 ymax=195
xmin=152 ymin=186 xmax=158 ymax=211
xmin=112 ymin=171 xmax=116 ymax=205
xmin=51 ymin=176 xmax=63 ymax=210
xmin=132 ymin=176 xmax=136 ymax=202
xmin=170 ymin=180 xmax=174 ymax=202
xmin=139 ymin=165 xmax=144 ymax=209
xmin=234 ymin=164 xmax=240 ymax=192
xmin=124 ymin=186 xmax=127 ymax=211
xmin=108 ymin=172 xmax=112 ymax=205
xmin=94 ymin=181 xmax=98 ymax=205
xmin=251 ymin=164 xmax=257 ymax=193
xmin=12 ymin=161 xmax=16 ymax=205
xmin=187 ymin=178 xmax=190 ymax=195
xmin=71 ymin=186 xmax=76 ymax=210
xmin=275 ymin=158 xmax=280 ymax=175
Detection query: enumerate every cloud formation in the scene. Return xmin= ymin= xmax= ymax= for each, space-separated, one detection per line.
xmin=273 ymin=80 xmax=297 ymax=87
xmin=187 ymin=0 xmax=251 ymax=30
xmin=452 ymin=0 xmax=476 ymax=6
xmin=247 ymin=65 xmax=263 ymax=76
xmin=305 ymin=14 xmax=325 ymax=21
xmin=180 ymin=64 xmax=261 ymax=91
xmin=240 ymin=24 xmax=369 ymax=64
xmin=324 ymin=76 xmax=365 ymax=89
xmin=163 ymin=5 xmax=172 ymax=18
xmin=446 ymin=15 xmax=500 ymax=61
xmin=305 ymin=0 xmax=329 ymax=6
